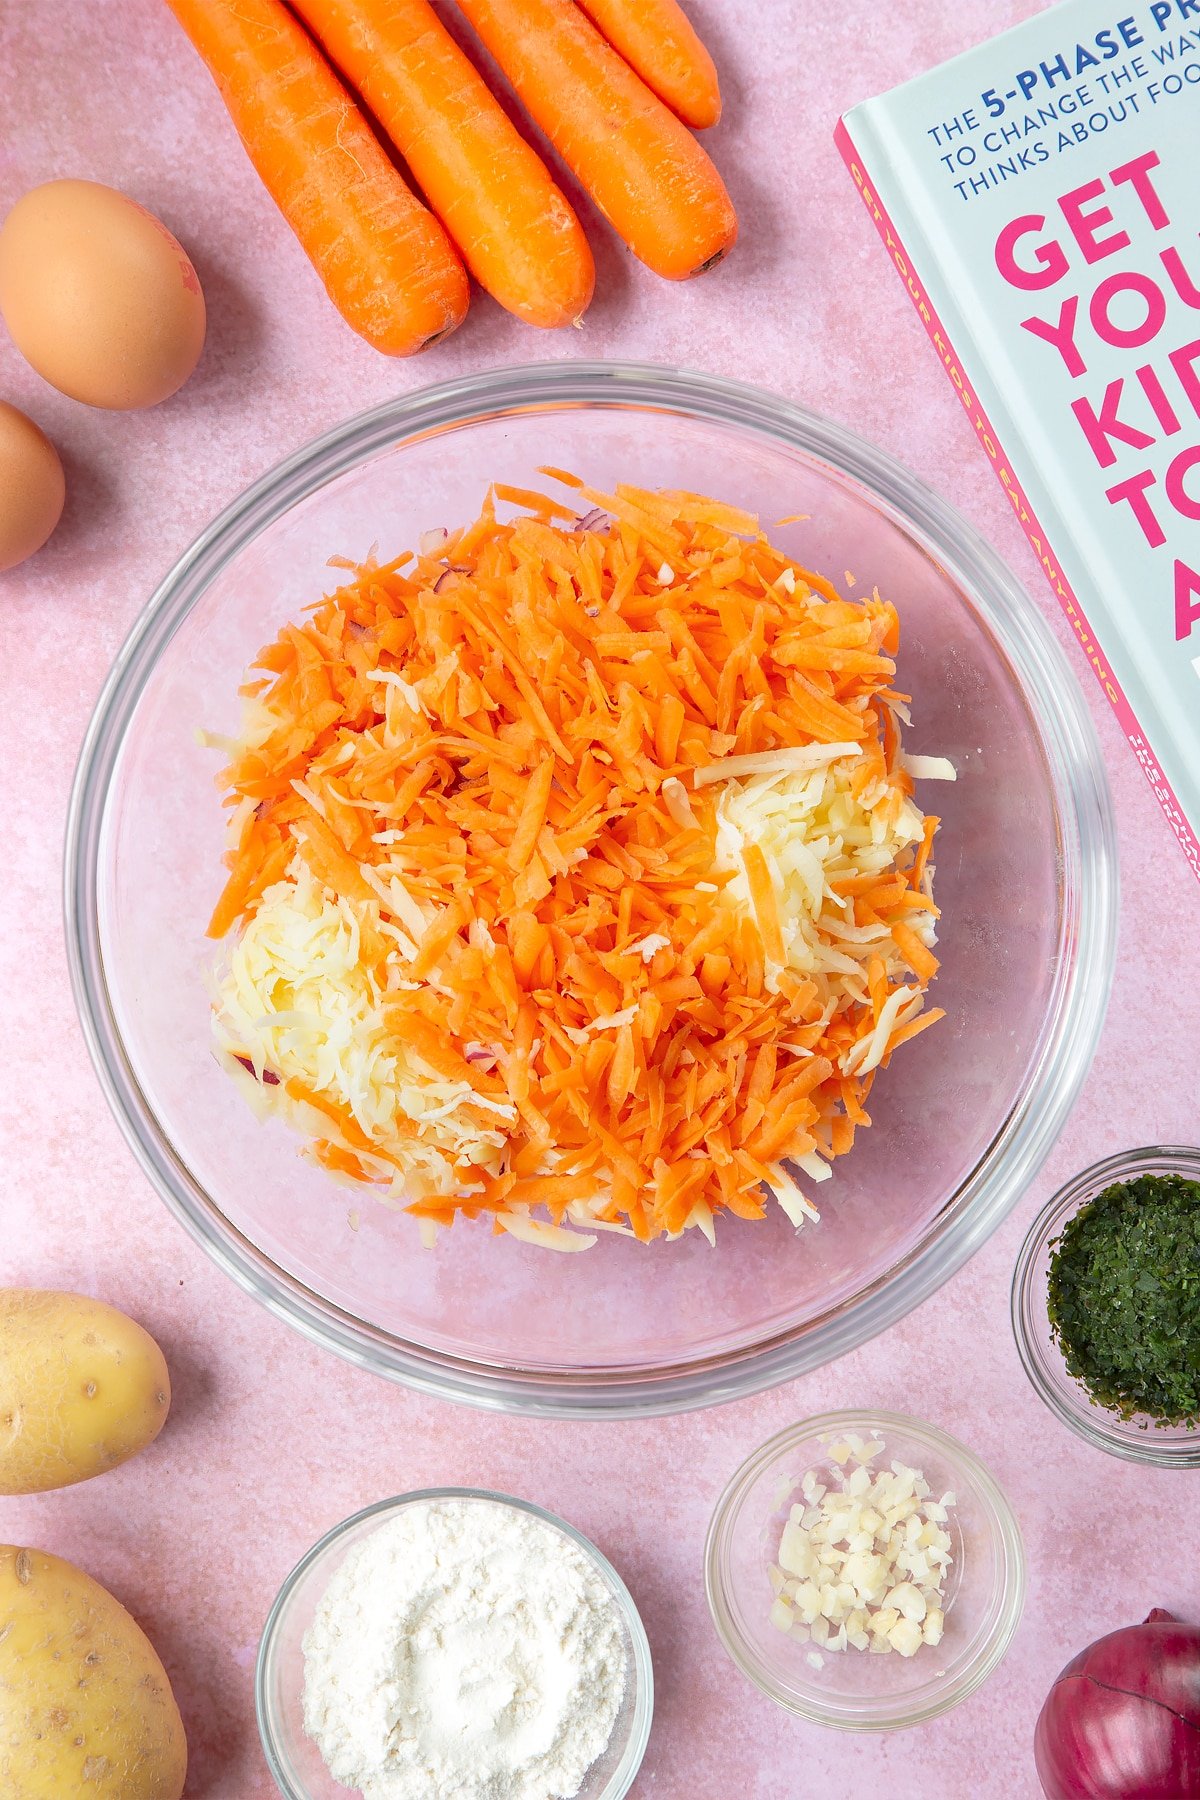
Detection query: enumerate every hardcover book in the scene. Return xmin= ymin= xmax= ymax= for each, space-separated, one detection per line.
xmin=837 ymin=0 xmax=1200 ymax=877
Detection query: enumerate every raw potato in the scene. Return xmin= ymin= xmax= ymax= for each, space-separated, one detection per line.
xmin=0 ymin=1290 xmax=170 ymax=1495
xmin=0 ymin=1545 xmax=187 ymax=1798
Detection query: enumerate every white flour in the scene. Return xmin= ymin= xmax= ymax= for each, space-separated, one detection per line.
xmin=301 ymin=1497 xmax=629 ymax=1800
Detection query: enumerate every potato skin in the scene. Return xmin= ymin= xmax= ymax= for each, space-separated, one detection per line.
xmin=0 ymin=1291 xmax=170 ymax=1495
xmin=0 ymin=1545 xmax=187 ymax=1798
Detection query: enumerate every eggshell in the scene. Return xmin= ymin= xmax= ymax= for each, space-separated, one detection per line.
xmin=0 ymin=402 xmax=65 ymax=572
xmin=0 ymin=179 xmax=206 ymax=410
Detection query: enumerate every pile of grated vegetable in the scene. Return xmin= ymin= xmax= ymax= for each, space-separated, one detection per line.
xmin=207 ymin=477 xmax=952 ymax=1251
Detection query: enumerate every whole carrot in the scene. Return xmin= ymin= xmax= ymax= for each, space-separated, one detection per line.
xmin=289 ymin=0 xmax=595 ymax=328
xmin=163 ymin=0 xmax=469 ymax=354
xmin=454 ymin=0 xmax=736 ymax=280
xmin=576 ymin=0 xmax=721 ymax=129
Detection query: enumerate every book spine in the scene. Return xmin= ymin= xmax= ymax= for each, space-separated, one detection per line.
xmin=834 ymin=117 xmax=1200 ymax=883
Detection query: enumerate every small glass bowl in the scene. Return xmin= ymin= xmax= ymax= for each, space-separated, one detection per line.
xmin=256 ymin=1489 xmax=653 ymax=1799
xmin=704 ymin=1410 xmax=1025 ymax=1731
xmin=1012 ymin=1145 xmax=1200 ymax=1467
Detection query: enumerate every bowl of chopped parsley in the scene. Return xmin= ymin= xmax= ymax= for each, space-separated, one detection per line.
xmin=1012 ymin=1146 xmax=1200 ymax=1466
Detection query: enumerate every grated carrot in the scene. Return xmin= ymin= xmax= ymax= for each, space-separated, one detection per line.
xmin=742 ymin=843 xmax=785 ymax=967
xmin=891 ymin=920 xmax=939 ymax=984
xmin=207 ymin=478 xmax=945 ymax=1245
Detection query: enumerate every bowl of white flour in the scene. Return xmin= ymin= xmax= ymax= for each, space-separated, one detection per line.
xmin=256 ymin=1489 xmax=653 ymax=1800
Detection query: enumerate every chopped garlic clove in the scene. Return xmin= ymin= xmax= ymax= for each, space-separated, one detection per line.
xmin=923 ymin=1608 xmax=944 ymax=1647
xmin=779 ymin=1522 xmax=816 ymax=1580
xmin=883 ymin=1582 xmax=927 ymax=1622
xmin=817 ymin=1583 xmax=837 ymax=1617
xmin=794 ymin=1580 xmax=823 ymax=1625
xmin=889 ymin=1467 xmax=918 ymax=1502
xmin=888 ymin=1617 xmax=925 ymax=1657
xmin=843 ymin=1550 xmax=886 ymax=1598
xmin=769 ymin=1598 xmax=795 ymax=1633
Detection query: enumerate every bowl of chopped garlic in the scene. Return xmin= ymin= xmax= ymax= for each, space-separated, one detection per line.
xmin=705 ymin=1410 xmax=1025 ymax=1729
xmin=65 ymin=361 xmax=1116 ymax=1417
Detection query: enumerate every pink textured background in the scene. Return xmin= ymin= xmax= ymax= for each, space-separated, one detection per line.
xmin=2 ymin=1 xmax=1199 ymax=1795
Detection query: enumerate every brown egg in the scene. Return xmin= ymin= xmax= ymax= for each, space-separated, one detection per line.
xmin=0 ymin=180 xmax=206 ymax=410
xmin=0 ymin=402 xmax=65 ymax=572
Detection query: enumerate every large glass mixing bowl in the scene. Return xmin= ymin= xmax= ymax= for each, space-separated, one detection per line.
xmin=64 ymin=363 xmax=1117 ymax=1417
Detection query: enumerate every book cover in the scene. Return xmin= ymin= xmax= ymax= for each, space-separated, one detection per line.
xmin=836 ymin=0 xmax=1200 ymax=878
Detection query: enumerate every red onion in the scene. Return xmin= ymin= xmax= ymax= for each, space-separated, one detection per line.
xmin=573 ymin=506 xmax=608 ymax=533
xmin=1035 ymin=1610 xmax=1200 ymax=1798
xmin=432 ymin=564 xmax=470 ymax=593
xmin=234 ymin=1054 xmax=280 ymax=1086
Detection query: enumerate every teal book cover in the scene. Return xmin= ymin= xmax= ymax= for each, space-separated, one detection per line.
xmin=838 ymin=0 xmax=1200 ymax=878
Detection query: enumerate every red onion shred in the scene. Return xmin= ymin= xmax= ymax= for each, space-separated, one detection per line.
xmin=573 ymin=507 xmax=608 ymax=534
xmin=432 ymin=565 xmax=470 ymax=593
xmin=1035 ymin=1610 xmax=1200 ymax=1799
xmin=234 ymin=1054 xmax=280 ymax=1087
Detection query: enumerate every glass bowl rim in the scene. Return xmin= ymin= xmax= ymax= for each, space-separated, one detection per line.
xmin=1011 ymin=1143 xmax=1200 ymax=1467
xmin=255 ymin=1485 xmax=654 ymax=1800
xmin=63 ymin=358 xmax=1118 ymax=1418
xmin=703 ymin=1407 xmax=1027 ymax=1731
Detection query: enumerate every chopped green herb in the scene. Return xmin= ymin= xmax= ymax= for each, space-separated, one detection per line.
xmin=1046 ymin=1173 xmax=1200 ymax=1429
